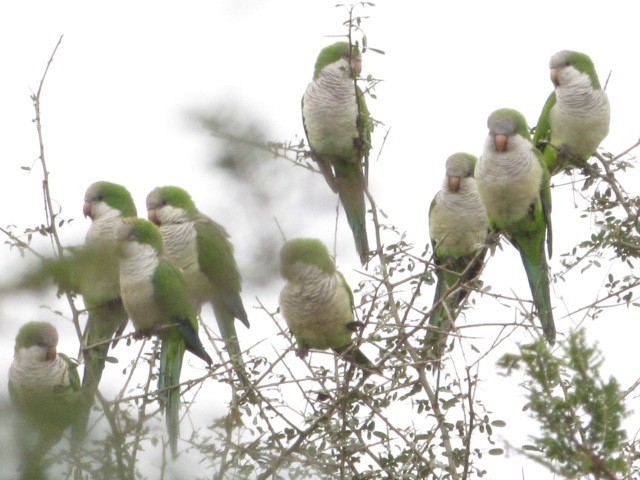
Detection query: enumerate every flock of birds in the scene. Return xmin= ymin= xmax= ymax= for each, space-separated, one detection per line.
xmin=7 ymin=41 xmax=609 ymax=477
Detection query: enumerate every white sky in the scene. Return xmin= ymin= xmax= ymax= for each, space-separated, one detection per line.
xmin=1 ymin=1 xmax=640 ymax=478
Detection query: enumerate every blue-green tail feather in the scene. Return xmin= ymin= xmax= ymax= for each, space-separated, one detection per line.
xmin=425 ymin=250 xmax=487 ymax=362
xmin=332 ymin=343 xmax=378 ymax=374
xmin=159 ymin=336 xmax=186 ymax=458
xmin=334 ymin=161 xmax=369 ymax=265
xmin=73 ymin=299 xmax=128 ymax=443
xmin=517 ymin=239 xmax=556 ymax=344
xmin=213 ymin=303 xmax=250 ymax=388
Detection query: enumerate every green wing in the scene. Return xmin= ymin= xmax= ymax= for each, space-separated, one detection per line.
xmin=532 ymin=91 xmax=556 ymax=150
xmin=153 ymin=260 xmax=212 ymax=365
xmin=356 ymin=85 xmax=372 ymax=179
xmin=537 ymin=151 xmax=553 ymax=258
xmin=194 ymin=215 xmax=249 ymax=327
xmin=337 ymin=270 xmax=356 ymax=314
xmin=59 ymin=353 xmax=81 ymax=391
xmin=334 ymin=270 xmax=377 ymax=373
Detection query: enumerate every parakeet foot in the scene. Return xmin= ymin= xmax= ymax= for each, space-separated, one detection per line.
xmin=346 ymin=321 xmax=364 ymax=332
xmin=296 ymin=345 xmax=310 ymax=359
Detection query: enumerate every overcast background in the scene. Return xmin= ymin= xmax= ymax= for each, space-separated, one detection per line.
xmin=1 ymin=1 xmax=640 ymax=478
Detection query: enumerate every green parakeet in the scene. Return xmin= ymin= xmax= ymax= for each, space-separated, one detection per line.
xmin=427 ymin=153 xmax=489 ymax=361
xmin=9 ymin=321 xmax=81 ymax=480
xmin=476 ymin=109 xmax=556 ymax=344
xmin=533 ymin=50 xmax=610 ymax=175
xmin=76 ymin=181 xmax=136 ymax=438
xmin=278 ymin=238 xmax=375 ymax=372
xmin=302 ymin=42 xmax=373 ymax=265
xmin=116 ymin=217 xmax=212 ymax=457
xmin=145 ymin=186 xmax=250 ymax=388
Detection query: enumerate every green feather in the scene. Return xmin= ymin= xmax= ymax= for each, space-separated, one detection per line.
xmin=10 ymin=323 xmax=82 ymax=478
xmin=532 ymin=92 xmax=556 ymax=149
xmin=124 ymin=218 xmax=164 ymax=253
xmin=159 ymin=331 xmax=186 ymax=458
xmin=492 ymin=161 xmax=555 ymax=344
xmin=559 ymin=50 xmax=601 ymax=88
xmin=280 ymin=238 xmax=336 ymax=277
xmin=147 ymin=186 xmax=250 ymax=388
xmin=312 ymin=42 xmax=359 ymax=80
xmin=85 ymin=181 xmax=137 ymax=217
xmin=426 ymin=250 xmax=487 ymax=361
xmin=333 ymin=160 xmax=369 ymax=264
xmin=195 ymin=218 xmax=248 ymax=326
xmin=304 ymin=42 xmax=373 ymax=265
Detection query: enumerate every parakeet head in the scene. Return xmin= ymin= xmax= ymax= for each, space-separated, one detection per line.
xmin=280 ymin=238 xmax=336 ymax=280
xmin=549 ymin=50 xmax=600 ymax=89
xmin=83 ymin=181 xmax=137 ymax=220
xmin=116 ymin=217 xmax=164 ymax=254
xmin=445 ymin=153 xmax=478 ymax=192
xmin=146 ymin=186 xmax=197 ymax=225
xmin=487 ymin=109 xmax=531 ymax=152
xmin=313 ymin=41 xmax=362 ymax=80
xmin=14 ymin=321 xmax=59 ymax=360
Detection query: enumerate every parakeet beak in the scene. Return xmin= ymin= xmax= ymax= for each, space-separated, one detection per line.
xmin=494 ymin=134 xmax=508 ymax=152
xmin=147 ymin=209 xmax=160 ymax=225
xmin=448 ymin=176 xmax=461 ymax=192
xmin=351 ymin=58 xmax=362 ymax=76
xmin=83 ymin=201 xmax=92 ymax=219
xmin=46 ymin=346 xmax=57 ymax=361
xmin=550 ymin=67 xmax=560 ymax=87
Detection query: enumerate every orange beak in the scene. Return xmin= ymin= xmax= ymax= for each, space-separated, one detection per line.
xmin=550 ymin=67 xmax=559 ymax=87
xmin=495 ymin=134 xmax=508 ymax=152
xmin=352 ymin=58 xmax=362 ymax=76
xmin=83 ymin=201 xmax=92 ymax=219
xmin=147 ymin=209 xmax=160 ymax=225
xmin=46 ymin=346 xmax=57 ymax=361
xmin=448 ymin=176 xmax=461 ymax=192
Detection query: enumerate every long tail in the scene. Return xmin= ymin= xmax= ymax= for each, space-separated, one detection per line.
xmin=73 ymin=299 xmax=128 ymax=443
xmin=159 ymin=336 xmax=186 ymax=458
xmin=213 ymin=304 xmax=251 ymax=389
xmin=425 ymin=271 xmax=460 ymax=362
xmin=333 ymin=343 xmax=379 ymax=375
xmin=425 ymin=251 xmax=487 ymax=362
xmin=17 ymin=427 xmax=48 ymax=480
xmin=518 ymin=240 xmax=556 ymax=344
xmin=334 ymin=161 xmax=369 ymax=265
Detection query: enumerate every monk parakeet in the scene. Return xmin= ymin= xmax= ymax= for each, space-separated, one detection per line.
xmin=302 ymin=41 xmax=373 ymax=265
xmin=9 ymin=321 xmax=81 ymax=479
xmin=427 ymin=153 xmax=489 ymax=360
xmin=533 ymin=50 xmax=610 ymax=175
xmin=476 ymin=109 xmax=556 ymax=344
xmin=76 ymin=181 xmax=136 ymax=437
xmin=116 ymin=217 xmax=212 ymax=457
xmin=145 ymin=186 xmax=250 ymax=388
xmin=278 ymin=238 xmax=375 ymax=372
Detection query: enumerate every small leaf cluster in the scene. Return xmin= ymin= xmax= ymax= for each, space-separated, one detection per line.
xmin=499 ymin=330 xmax=629 ymax=478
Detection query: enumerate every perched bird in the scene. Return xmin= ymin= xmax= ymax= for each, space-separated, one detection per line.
xmin=77 ymin=181 xmax=136 ymax=437
xmin=146 ymin=186 xmax=250 ymax=388
xmin=476 ymin=109 xmax=556 ymax=344
xmin=427 ymin=153 xmax=489 ymax=361
xmin=302 ymin=41 xmax=373 ymax=264
xmin=533 ymin=50 xmax=610 ymax=175
xmin=9 ymin=321 xmax=81 ymax=480
xmin=116 ymin=217 xmax=212 ymax=457
xmin=278 ymin=238 xmax=375 ymax=372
